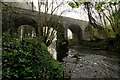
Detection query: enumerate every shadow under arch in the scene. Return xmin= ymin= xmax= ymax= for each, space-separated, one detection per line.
xmin=13 ymin=16 xmax=39 ymax=36
xmin=68 ymin=24 xmax=83 ymax=45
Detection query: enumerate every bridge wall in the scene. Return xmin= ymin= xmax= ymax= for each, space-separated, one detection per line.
xmin=2 ymin=4 xmax=90 ymax=44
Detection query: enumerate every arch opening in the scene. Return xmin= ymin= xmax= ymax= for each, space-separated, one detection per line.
xmin=68 ymin=24 xmax=83 ymax=45
xmin=17 ymin=25 xmax=36 ymax=39
xmin=13 ymin=16 xmax=39 ymax=36
xmin=67 ymin=28 xmax=73 ymax=39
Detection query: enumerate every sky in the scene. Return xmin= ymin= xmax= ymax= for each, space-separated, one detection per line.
xmin=2 ymin=0 xmax=117 ymax=24
xmin=2 ymin=0 xmax=89 ymax=21
xmin=33 ymin=0 xmax=89 ymax=21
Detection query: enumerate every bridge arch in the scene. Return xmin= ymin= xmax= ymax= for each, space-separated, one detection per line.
xmin=68 ymin=24 xmax=83 ymax=45
xmin=13 ymin=16 xmax=39 ymax=36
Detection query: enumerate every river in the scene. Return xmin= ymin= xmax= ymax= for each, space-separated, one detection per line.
xmin=62 ymin=46 xmax=120 ymax=79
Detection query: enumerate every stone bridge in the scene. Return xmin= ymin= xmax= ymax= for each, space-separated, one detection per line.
xmin=3 ymin=4 xmax=89 ymax=45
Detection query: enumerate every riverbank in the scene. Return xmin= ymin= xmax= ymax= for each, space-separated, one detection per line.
xmin=73 ymin=39 xmax=120 ymax=52
xmin=2 ymin=33 xmax=63 ymax=80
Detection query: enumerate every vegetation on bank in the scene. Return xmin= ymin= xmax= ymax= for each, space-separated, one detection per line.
xmin=68 ymin=38 xmax=120 ymax=52
xmin=2 ymin=2 xmax=68 ymax=79
xmin=80 ymin=39 xmax=120 ymax=52
xmin=2 ymin=32 xmax=63 ymax=80
xmin=68 ymin=1 xmax=120 ymax=52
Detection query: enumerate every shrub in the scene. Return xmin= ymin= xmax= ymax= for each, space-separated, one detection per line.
xmin=2 ymin=32 xmax=63 ymax=80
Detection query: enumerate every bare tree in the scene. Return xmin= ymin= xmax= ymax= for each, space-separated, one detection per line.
xmin=38 ymin=0 xmax=72 ymax=46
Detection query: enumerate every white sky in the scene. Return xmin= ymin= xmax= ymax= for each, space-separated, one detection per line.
xmin=3 ymin=0 xmax=117 ymax=22
xmin=32 ymin=0 xmax=89 ymax=21
xmin=4 ymin=0 xmax=111 ymax=21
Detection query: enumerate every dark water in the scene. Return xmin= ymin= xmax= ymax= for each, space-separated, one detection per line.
xmin=62 ymin=46 xmax=120 ymax=78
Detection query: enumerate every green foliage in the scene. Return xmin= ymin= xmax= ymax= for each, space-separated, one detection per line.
xmin=2 ymin=2 xmax=18 ymax=32
xmin=81 ymin=40 xmax=108 ymax=49
xmin=67 ymin=2 xmax=76 ymax=8
xmin=2 ymin=32 xmax=63 ymax=80
xmin=68 ymin=39 xmax=73 ymax=46
xmin=95 ymin=5 xmax=101 ymax=11
xmin=67 ymin=1 xmax=82 ymax=8
xmin=67 ymin=1 xmax=120 ymax=50
xmin=95 ymin=1 xmax=120 ymax=38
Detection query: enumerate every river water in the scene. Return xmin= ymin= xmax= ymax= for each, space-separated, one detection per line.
xmin=62 ymin=46 xmax=120 ymax=79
